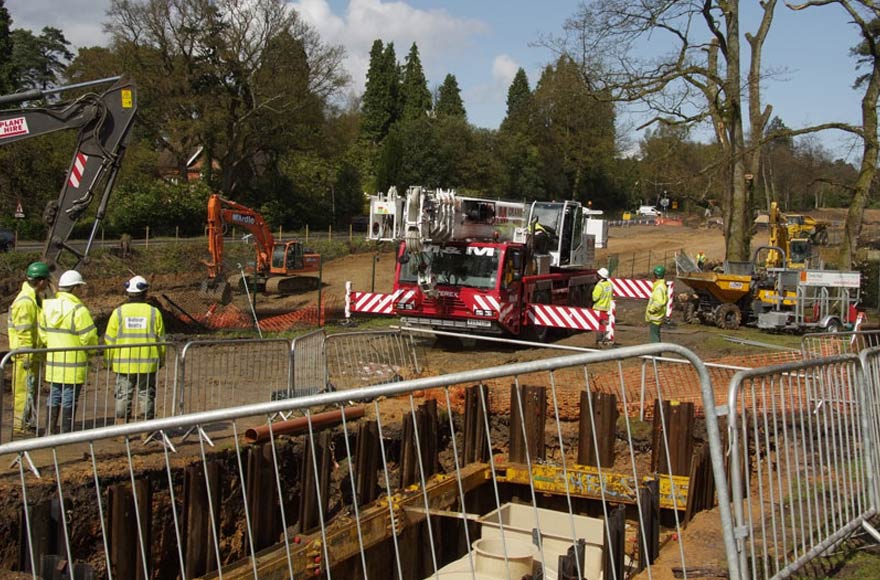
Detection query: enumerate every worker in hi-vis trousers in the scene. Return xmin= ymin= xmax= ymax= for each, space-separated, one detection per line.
xmin=592 ymin=267 xmax=613 ymax=344
xmin=7 ymin=262 xmax=51 ymax=433
xmin=104 ymin=275 xmax=166 ymax=424
xmin=39 ymin=270 xmax=98 ymax=434
xmin=645 ymin=265 xmax=668 ymax=343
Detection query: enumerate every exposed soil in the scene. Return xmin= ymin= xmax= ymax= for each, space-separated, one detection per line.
xmin=0 ymin=223 xmax=848 ymax=578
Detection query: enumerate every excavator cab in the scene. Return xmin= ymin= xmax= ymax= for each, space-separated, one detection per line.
xmin=272 ymin=241 xmax=304 ymax=273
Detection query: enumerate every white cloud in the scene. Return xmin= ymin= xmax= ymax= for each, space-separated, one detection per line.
xmin=7 ymin=0 xmax=110 ymax=49
xmin=460 ymin=53 xmax=522 ymax=127
xmin=290 ymin=0 xmax=487 ymax=94
xmin=492 ymin=54 xmax=519 ymax=88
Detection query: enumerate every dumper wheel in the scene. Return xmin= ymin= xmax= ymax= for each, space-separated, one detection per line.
xmin=684 ymin=302 xmax=701 ymax=325
xmin=716 ymin=303 xmax=742 ymax=330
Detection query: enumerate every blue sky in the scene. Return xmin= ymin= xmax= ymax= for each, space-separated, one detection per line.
xmin=6 ymin=0 xmax=867 ymax=161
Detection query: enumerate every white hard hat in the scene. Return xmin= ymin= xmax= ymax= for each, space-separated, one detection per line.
xmin=598 ymin=267 xmax=609 ymax=279
xmin=125 ymin=275 xmax=149 ymax=294
xmin=58 ymin=270 xmax=85 ymax=288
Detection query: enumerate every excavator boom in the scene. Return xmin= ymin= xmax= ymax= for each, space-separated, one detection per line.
xmin=0 ymin=76 xmax=137 ymax=271
xmin=203 ymin=194 xmax=319 ymax=302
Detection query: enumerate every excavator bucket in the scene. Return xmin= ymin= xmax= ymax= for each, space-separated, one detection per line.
xmin=200 ymin=278 xmax=233 ymax=305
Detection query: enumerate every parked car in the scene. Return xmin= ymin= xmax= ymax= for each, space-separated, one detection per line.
xmin=0 ymin=228 xmax=14 ymax=252
xmin=637 ymin=205 xmax=661 ymax=217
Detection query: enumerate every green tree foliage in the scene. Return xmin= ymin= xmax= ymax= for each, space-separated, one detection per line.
xmin=0 ymin=132 xmax=75 ymax=238
xmin=501 ymin=67 xmax=532 ymax=133
xmin=400 ymin=43 xmax=432 ymax=121
xmin=531 ymin=56 xmax=616 ymax=204
xmin=0 ymin=0 xmax=12 ymax=94
xmin=105 ymin=180 xmax=212 ymax=236
xmin=361 ymin=40 xmax=400 ymax=143
xmin=334 ymin=161 xmax=365 ymax=225
xmin=103 ymin=0 xmax=347 ymax=197
xmin=8 ymin=27 xmax=72 ymax=90
xmin=435 ymin=74 xmax=466 ymax=119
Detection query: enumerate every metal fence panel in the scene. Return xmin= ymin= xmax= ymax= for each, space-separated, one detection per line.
xmin=291 ymin=329 xmax=326 ymax=397
xmin=1 ymin=342 xmax=180 ymax=443
xmin=727 ymin=355 xmax=879 ymax=580
xmin=0 ymin=343 xmax=738 ymax=580
xmin=323 ymin=330 xmax=422 ymax=391
xmin=801 ymin=330 xmax=880 ymax=359
xmin=177 ymin=338 xmax=292 ymax=414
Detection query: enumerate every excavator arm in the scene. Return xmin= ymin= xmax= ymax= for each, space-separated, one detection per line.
xmin=204 ymin=193 xmax=276 ymax=279
xmin=0 ymin=76 xmax=137 ymax=271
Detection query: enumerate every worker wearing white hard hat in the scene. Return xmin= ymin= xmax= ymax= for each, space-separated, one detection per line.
xmin=592 ymin=268 xmax=613 ymax=345
xmin=104 ymin=275 xmax=166 ymax=425
xmin=38 ymin=270 xmax=98 ymax=434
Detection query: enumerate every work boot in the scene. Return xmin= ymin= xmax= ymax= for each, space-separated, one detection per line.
xmin=60 ymin=408 xmax=74 ymax=434
xmin=43 ymin=407 xmax=60 ymax=436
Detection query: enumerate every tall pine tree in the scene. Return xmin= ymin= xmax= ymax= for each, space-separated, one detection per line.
xmin=435 ymin=73 xmax=465 ymax=119
xmin=501 ymin=67 xmax=531 ymax=133
xmin=361 ymin=39 xmax=400 ymax=143
xmin=400 ymin=42 xmax=431 ymax=121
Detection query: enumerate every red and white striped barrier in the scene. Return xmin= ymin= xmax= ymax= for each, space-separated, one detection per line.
xmin=345 ymin=282 xmax=414 ymax=317
xmin=611 ymin=278 xmax=675 ymax=317
xmin=527 ymin=303 xmax=609 ymax=332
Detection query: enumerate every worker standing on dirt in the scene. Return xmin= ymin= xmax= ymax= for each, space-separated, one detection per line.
xmin=592 ymin=268 xmax=613 ymax=344
xmin=38 ymin=270 xmax=98 ymax=434
xmin=104 ymin=275 xmax=166 ymax=424
xmin=645 ymin=265 xmax=669 ymax=343
xmin=7 ymin=261 xmax=51 ymax=433
xmin=695 ymin=251 xmax=707 ymax=271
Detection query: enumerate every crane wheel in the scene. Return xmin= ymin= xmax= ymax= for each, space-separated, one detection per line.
xmin=715 ymin=303 xmax=742 ymax=330
xmin=524 ymin=290 xmax=552 ymax=342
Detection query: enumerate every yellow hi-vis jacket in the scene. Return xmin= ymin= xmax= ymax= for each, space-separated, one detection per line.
xmin=104 ymin=302 xmax=166 ymax=373
xmin=645 ymin=279 xmax=668 ymax=324
xmin=592 ymin=279 xmax=613 ymax=312
xmin=39 ymin=292 xmax=98 ymax=384
xmin=8 ymin=281 xmax=43 ymax=351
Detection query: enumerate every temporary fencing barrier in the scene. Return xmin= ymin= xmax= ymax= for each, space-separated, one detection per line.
xmin=0 ymin=342 xmax=179 ymax=443
xmin=727 ymin=355 xmax=880 ymax=579
xmin=0 ymin=343 xmax=739 ymax=580
xmin=323 ymin=329 xmax=423 ymax=391
xmin=801 ymin=329 xmax=880 ymax=359
xmin=291 ymin=329 xmax=326 ymax=397
xmin=177 ymin=338 xmax=291 ymax=414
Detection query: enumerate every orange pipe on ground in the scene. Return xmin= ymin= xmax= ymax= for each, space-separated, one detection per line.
xmin=243 ymin=406 xmax=365 ymax=443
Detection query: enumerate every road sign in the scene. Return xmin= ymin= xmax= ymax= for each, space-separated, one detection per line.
xmin=14 ymin=201 xmax=24 ymax=219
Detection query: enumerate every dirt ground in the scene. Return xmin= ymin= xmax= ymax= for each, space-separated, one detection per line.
xmin=0 ymin=222 xmax=870 ymax=578
xmin=0 ymin=223 xmax=786 ymax=356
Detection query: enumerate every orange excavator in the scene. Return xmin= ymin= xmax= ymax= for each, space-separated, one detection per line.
xmin=202 ymin=194 xmax=320 ymax=303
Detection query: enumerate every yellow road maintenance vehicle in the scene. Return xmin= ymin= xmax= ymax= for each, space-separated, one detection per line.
xmin=677 ymin=246 xmax=860 ymax=332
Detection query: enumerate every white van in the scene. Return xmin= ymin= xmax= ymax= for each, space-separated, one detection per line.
xmin=637 ymin=205 xmax=661 ymax=217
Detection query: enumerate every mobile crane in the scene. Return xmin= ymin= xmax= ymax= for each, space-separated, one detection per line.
xmin=202 ymin=194 xmax=320 ymax=303
xmin=0 ymin=76 xmax=137 ymax=271
xmin=356 ymin=186 xmax=603 ymax=340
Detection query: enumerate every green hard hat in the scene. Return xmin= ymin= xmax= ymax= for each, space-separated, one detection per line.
xmin=653 ymin=265 xmax=666 ymax=277
xmin=26 ymin=261 xmax=49 ymax=279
